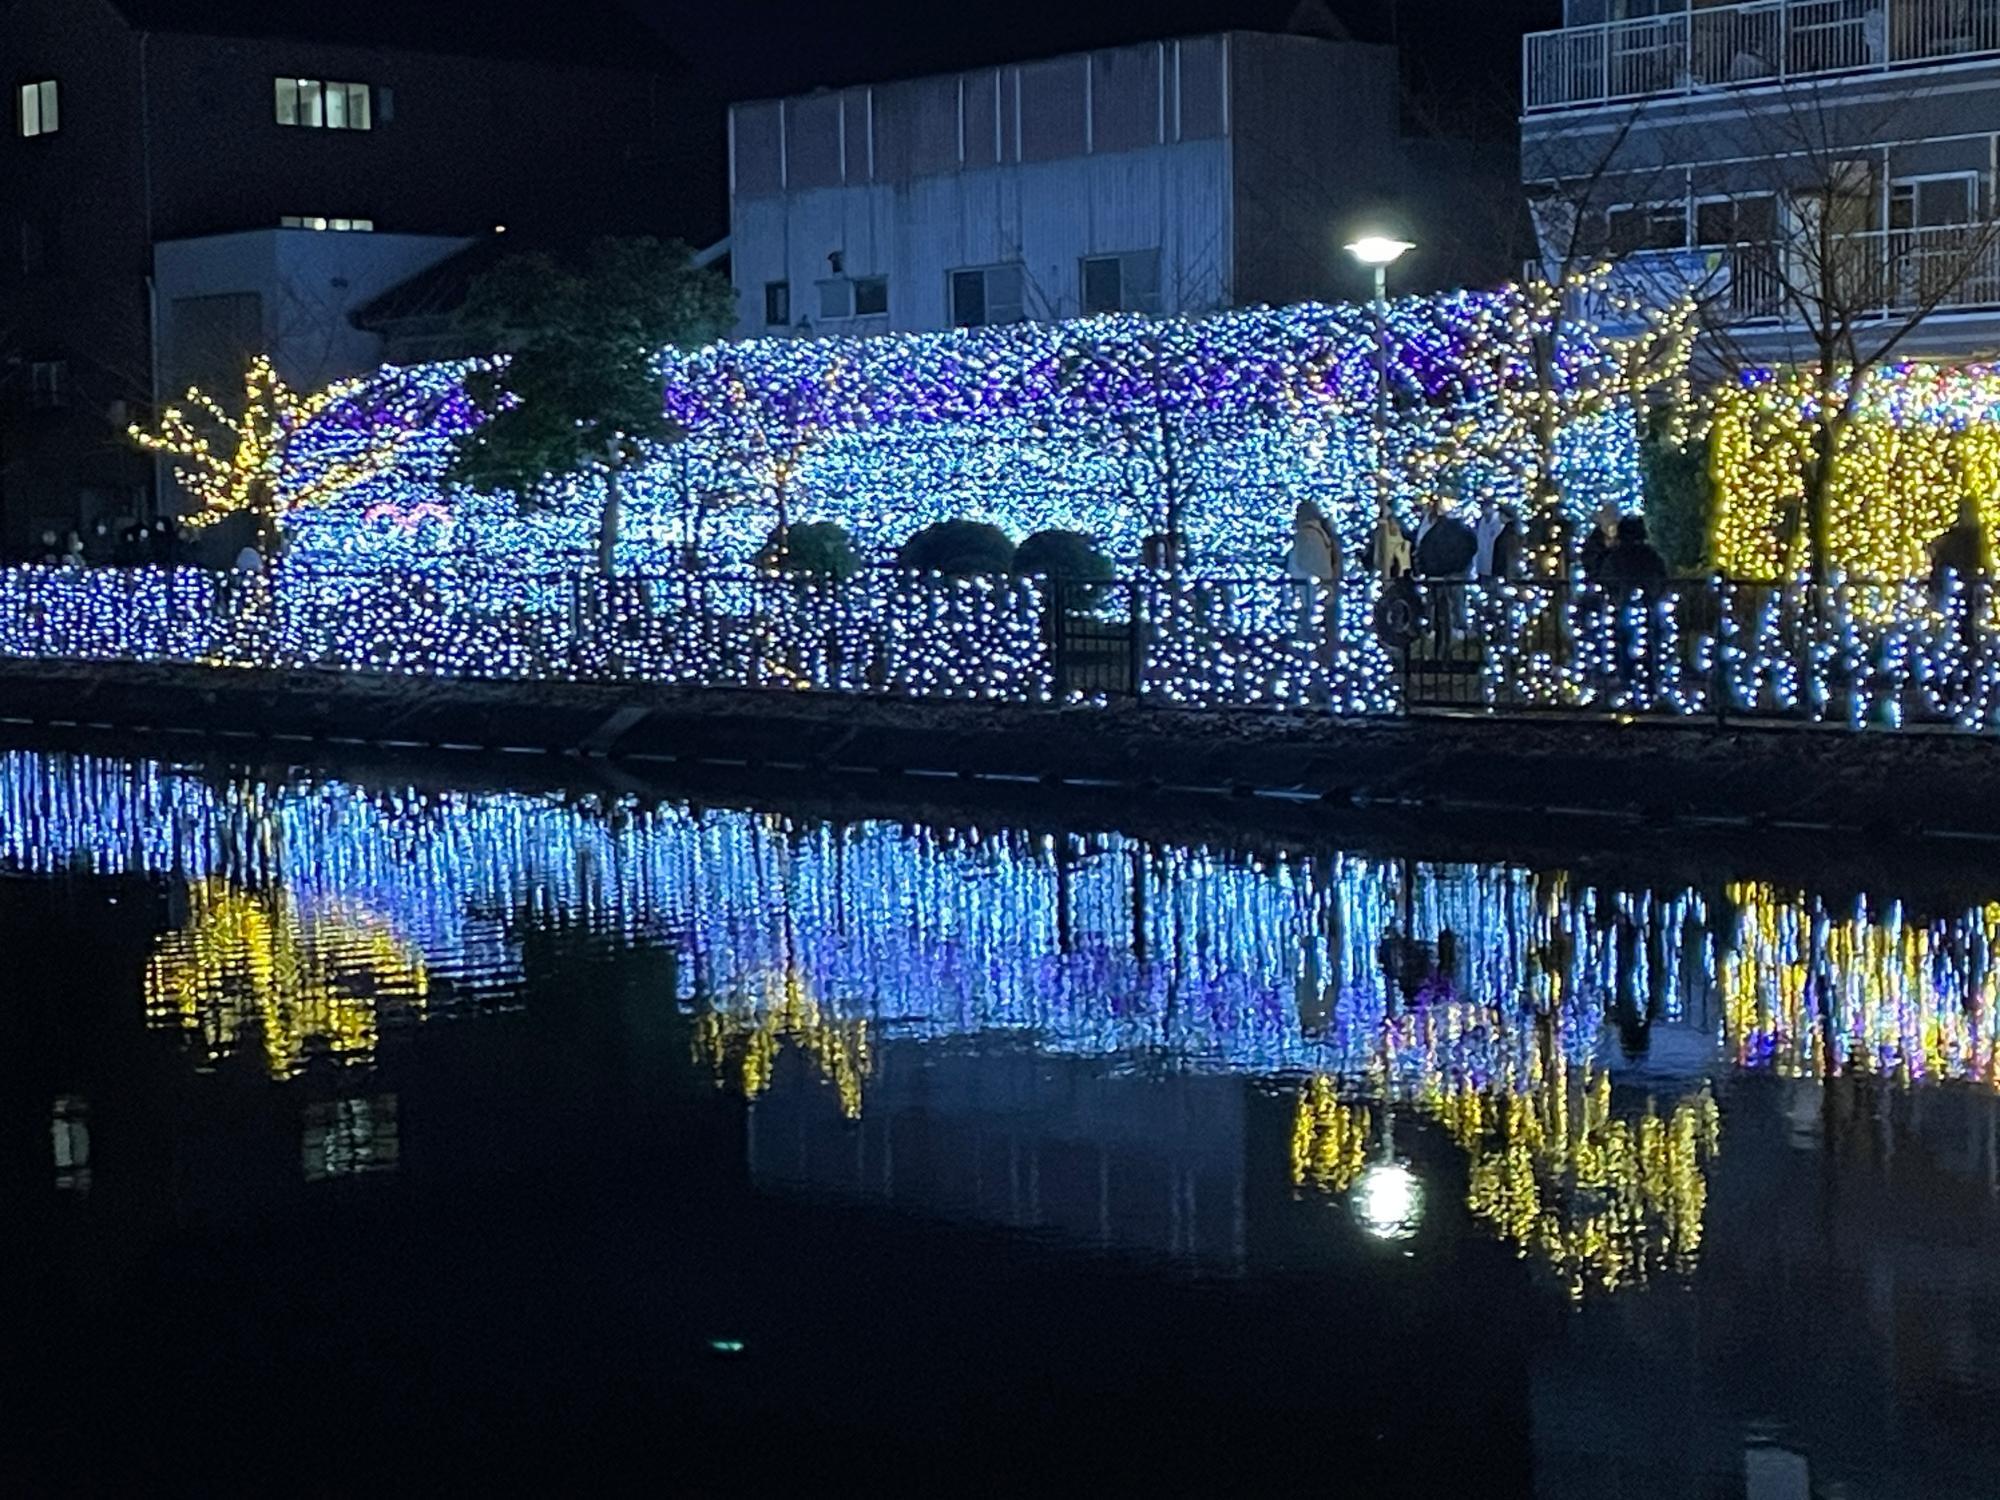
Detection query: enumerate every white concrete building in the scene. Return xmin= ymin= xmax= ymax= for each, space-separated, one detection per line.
xmin=726 ymin=30 xmax=1507 ymax=338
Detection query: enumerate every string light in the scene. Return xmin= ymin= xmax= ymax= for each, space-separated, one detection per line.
xmin=10 ymin=747 xmax=2000 ymax=1294
xmin=1710 ymin=362 xmax=2000 ymax=583
xmin=264 ymin=286 xmax=1656 ymax=576
xmin=129 ymin=354 xmax=446 ymax=542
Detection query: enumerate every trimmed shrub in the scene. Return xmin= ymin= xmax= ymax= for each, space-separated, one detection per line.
xmin=1013 ymin=529 xmax=1112 ymax=583
xmin=896 ymin=520 xmax=1016 ymax=576
xmin=758 ymin=521 xmax=859 ymax=579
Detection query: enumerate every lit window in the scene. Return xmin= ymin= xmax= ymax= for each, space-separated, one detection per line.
xmin=280 ymin=216 xmax=374 ymax=232
xmin=29 ymin=359 xmax=67 ymax=409
xmin=764 ymin=280 xmax=790 ymax=326
xmin=275 ymin=78 xmax=371 ymax=130
xmin=950 ymin=265 xmax=1025 ymax=327
xmin=52 ymin=1095 xmax=89 ymax=1192
xmin=1081 ymin=250 xmax=1162 ymax=315
xmin=18 ymin=79 xmax=58 ymax=137
xmin=303 ymin=1096 xmax=399 ymax=1181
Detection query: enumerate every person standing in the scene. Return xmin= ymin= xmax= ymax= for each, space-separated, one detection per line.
xmin=1600 ymin=516 xmax=1668 ymax=694
xmin=1285 ymin=499 xmax=1339 ymax=644
xmin=1929 ymin=496 xmax=1987 ymax=602
xmin=1579 ymin=504 xmax=1620 ymax=583
xmin=1475 ymin=499 xmax=1522 ymax=583
xmin=1414 ymin=497 xmax=1476 ymax=649
xmin=1368 ymin=505 xmax=1412 ymax=581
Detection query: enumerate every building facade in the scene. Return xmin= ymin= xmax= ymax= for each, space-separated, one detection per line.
xmin=1521 ymin=0 xmax=2000 ymax=363
xmin=726 ymin=30 xmax=1514 ymax=340
xmin=0 ymin=0 xmax=699 ymax=548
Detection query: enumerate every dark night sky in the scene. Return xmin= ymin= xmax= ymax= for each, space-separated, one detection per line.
xmin=620 ymin=0 xmax=1560 ymax=117
xmin=603 ymin=0 xmax=1561 ymax=238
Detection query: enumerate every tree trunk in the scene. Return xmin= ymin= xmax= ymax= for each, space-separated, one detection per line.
xmin=252 ymin=478 xmax=286 ymax=561
xmin=772 ymin=465 xmax=791 ymax=567
xmin=598 ymin=467 xmax=622 ymax=578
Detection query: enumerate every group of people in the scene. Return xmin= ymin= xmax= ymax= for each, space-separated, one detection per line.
xmin=20 ymin=518 xmax=195 ymax=570
xmin=1286 ymin=497 xmax=1528 ymax=595
xmin=1285 ymin=498 xmax=1669 ymax=604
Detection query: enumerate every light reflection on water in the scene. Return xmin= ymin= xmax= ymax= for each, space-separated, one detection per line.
xmin=4 ymin=746 xmax=1999 ymax=1302
xmin=14 ymin=747 xmax=2000 ymax=1493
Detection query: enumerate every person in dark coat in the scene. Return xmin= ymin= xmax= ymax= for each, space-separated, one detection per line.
xmin=1414 ymin=498 xmax=1477 ymax=649
xmin=1600 ymin=516 xmax=1668 ymax=694
xmin=1600 ymin=516 xmax=1668 ymax=596
xmin=1929 ymin=497 xmax=1986 ymax=601
xmin=1578 ymin=504 xmax=1619 ymax=583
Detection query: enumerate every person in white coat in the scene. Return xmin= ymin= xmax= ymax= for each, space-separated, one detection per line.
xmin=1285 ymin=499 xmax=1339 ymax=643
xmin=1369 ymin=506 xmax=1412 ymax=581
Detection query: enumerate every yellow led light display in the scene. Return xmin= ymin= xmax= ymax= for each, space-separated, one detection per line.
xmin=1710 ymin=364 xmax=2000 ymax=583
xmin=143 ymin=878 xmax=430 ymax=1079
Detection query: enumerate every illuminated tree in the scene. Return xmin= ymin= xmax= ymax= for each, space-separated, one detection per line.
xmin=1492 ymin=270 xmax=1697 ymax=542
xmin=1057 ymin=317 xmax=1289 ymax=567
xmin=448 ymin=237 xmax=735 ymax=576
xmin=667 ymin=345 xmax=876 ymax=565
xmin=691 ymin=963 xmax=871 ymax=1120
xmin=127 ymin=355 xmax=406 ymax=557
xmin=1695 ymin=83 xmax=2000 ymax=581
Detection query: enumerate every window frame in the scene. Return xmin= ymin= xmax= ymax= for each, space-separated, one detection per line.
xmin=276 ymin=77 xmax=372 ymax=131
xmin=851 ymin=275 xmax=889 ymax=318
xmin=1605 ymin=198 xmax=1688 ymax=255
xmin=1080 ymin=249 xmax=1163 ymax=316
xmin=764 ymin=280 xmax=791 ymax=327
xmin=1694 ymin=192 xmax=1777 ymax=248
xmin=948 ymin=263 xmax=1026 ymax=328
xmin=1889 ymin=171 xmax=1979 ymax=231
xmin=18 ymin=79 xmax=58 ymax=138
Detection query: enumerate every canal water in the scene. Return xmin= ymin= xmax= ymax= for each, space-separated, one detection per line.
xmin=3 ymin=746 xmax=1996 ymax=1496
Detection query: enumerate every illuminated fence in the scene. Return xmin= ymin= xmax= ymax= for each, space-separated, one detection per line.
xmin=7 ymin=564 xmax=2000 ymax=728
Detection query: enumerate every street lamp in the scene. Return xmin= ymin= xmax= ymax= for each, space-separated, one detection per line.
xmin=1346 ymin=235 xmax=1414 ymax=530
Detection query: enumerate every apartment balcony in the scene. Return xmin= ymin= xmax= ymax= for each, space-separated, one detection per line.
xmin=1524 ymin=0 xmax=2000 ymax=113
xmin=1566 ymin=227 xmax=2000 ymax=334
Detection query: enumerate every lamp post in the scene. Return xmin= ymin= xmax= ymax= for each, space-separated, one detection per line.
xmin=1345 ymin=235 xmax=1414 ymax=526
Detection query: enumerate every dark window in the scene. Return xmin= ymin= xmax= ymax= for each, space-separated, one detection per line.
xmin=852 ymin=276 xmax=888 ymax=317
xmin=1888 ymin=180 xmax=1973 ymax=231
xmin=1608 ymin=202 xmax=1685 ymax=254
xmin=1081 ymin=250 xmax=1162 ymax=315
xmin=951 ymin=270 xmax=985 ymax=327
xmin=1698 ymin=195 xmax=1777 ymax=246
xmin=29 ymin=360 xmax=67 ymax=409
xmin=951 ymin=265 xmax=1025 ymax=327
xmin=764 ymin=280 xmax=790 ymax=326
xmin=1082 ymin=256 xmax=1122 ymax=314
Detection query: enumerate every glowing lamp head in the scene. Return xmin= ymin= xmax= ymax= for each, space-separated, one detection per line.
xmin=1353 ymin=1161 xmax=1424 ymax=1241
xmin=1345 ymin=236 xmax=1415 ymax=268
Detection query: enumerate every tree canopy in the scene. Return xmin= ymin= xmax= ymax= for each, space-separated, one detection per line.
xmin=447 ymin=237 xmax=736 ymax=571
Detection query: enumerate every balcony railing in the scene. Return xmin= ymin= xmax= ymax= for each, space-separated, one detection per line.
xmin=1532 ymin=227 xmax=2000 ymax=333
xmin=1525 ymin=0 xmax=2000 ymax=112
xmin=1838 ymin=224 xmax=2000 ymax=313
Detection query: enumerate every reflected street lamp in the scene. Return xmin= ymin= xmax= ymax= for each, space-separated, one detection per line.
xmin=1346 ymin=235 xmax=1414 ymax=529
xmin=1352 ymin=1103 xmax=1424 ymax=1242
xmin=1353 ymin=1159 xmax=1424 ymax=1241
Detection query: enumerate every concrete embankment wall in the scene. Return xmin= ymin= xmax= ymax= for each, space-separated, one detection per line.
xmin=4 ymin=662 xmax=2000 ymax=859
